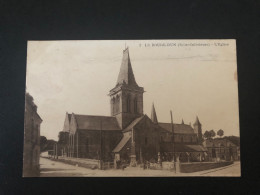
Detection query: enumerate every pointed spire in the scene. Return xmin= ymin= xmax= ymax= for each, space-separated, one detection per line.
xmin=181 ymin=119 xmax=184 ymax=124
xmin=151 ymin=102 xmax=158 ymax=124
xmin=193 ymin=116 xmax=201 ymax=126
xmin=116 ymin=48 xmax=139 ymax=87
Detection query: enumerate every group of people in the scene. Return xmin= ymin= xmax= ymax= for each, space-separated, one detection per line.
xmin=115 ymin=159 xmax=127 ymax=170
xmin=143 ymin=160 xmax=150 ymax=169
xmin=115 ymin=159 xmax=155 ymax=170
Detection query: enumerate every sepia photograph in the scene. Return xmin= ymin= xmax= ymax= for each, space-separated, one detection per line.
xmin=23 ymin=40 xmax=240 ymax=177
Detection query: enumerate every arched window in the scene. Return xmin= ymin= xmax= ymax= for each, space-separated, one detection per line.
xmin=127 ymin=95 xmax=131 ymax=112
xmin=116 ymin=95 xmax=120 ymax=113
xmin=134 ymin=97 xmax=137 ymax=113
xmin=145 ymin=137 xmax=148 ymax=145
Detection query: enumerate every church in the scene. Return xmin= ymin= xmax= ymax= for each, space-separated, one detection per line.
xmin=58 ymin=48 xmax=207 ymax=166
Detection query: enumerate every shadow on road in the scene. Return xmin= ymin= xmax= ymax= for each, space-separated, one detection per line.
xmin=41 ymin=168 xmax=75 ymax=172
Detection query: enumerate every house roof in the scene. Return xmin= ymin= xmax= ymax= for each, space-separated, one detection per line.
xmin=112 ymin=132 xmax=131 ymax=153
xmin=74 ymin=114 xmax=121 ymax=131
xmin=158 ymin=122 xmax=195 ymax=134
xmin=161 ymin=143 xmax=208 ymax=152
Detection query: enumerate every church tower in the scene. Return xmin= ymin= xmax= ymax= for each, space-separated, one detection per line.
xmin=193 ymin=116 xmax=203 ymax=144
xmin=109 ymin=48 xmax=144 ymax=129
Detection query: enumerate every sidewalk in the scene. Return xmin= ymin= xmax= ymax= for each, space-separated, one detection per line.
xmin=40 ymin=157 xmax=241 ymax=177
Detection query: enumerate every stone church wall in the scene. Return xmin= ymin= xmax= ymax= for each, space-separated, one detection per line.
xmin=77 ymin=130 xmax=122 ymax=162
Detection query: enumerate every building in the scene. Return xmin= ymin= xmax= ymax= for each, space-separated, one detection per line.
xmin=203 ymin=138 xmax=239 ymax=161
xmin=23 ymin=93 xmax=42 ymax=177
xmin=58 ymin=48 xmax=207 ymax=166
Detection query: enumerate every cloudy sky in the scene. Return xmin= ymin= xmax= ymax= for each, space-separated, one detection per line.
xmin=26 ymin=40 xmax=239 ymax=140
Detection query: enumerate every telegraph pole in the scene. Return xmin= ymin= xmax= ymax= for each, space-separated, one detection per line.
xmin=100 ymin=119 xmax=103 ymax=170
xmin=170 ymin=110 xmax=176 ymax=173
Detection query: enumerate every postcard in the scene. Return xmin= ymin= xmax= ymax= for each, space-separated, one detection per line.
xmin=23 ymin=40 xmax=240 ymax=177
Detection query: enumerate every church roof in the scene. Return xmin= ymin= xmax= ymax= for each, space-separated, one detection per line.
xmin=158 ymin=122 xmax=196 ymax=134
xmin=151 ymin=103 xmax=158 ymax=124
xmin=68 ymin=114 xmax=72 ymax=122
xmin=113 ymin=115 xmax=148 ymax=153
xmin=122 ymin=115 xmax=145 ymax=132
xmin=116 ymin=48 xmax=139 ymax=88
xmin=112 ymin=132 xmax=131 ymax=153
xmin=203 ymin=139 xmax=238 ymax=147
xmin=74 ymin=114 xmax=121 ymax=131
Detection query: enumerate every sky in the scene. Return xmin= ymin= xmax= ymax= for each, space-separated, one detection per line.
xmin=26 ymin=40 xmax=239 ymax=140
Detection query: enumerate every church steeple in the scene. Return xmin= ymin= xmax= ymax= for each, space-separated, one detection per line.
xmin=109 ymin=48 xmax=144 ymax=129
xmin=193 ymin=116 xmax=201 ymax=126
xmin=151 ymin=103 xmax=158 ymax=124
xmin=181 ymin=119 xmax=184 ymax=124
xmin=116 ymin=47 xmax=139 ymax=88
xmin=193 ymin=116 xmax=203 ymax=144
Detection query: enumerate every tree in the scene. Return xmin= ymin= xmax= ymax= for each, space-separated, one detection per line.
xmin=40 ymin=136 xmax=57 ymax=152
xmin=40 ymin=136 xmax=47 ymax=151
xmin=217 ymin=129 xmax=224 ymax=138
xmin=58 ymin=131 xmax=69 ymax=144
xmin=209 ymin=130 xmax=216 ymax=139
xmin=224 ymin=136 xmax=240 ymax=146
xmin=203 ymin=130 xmax=211 ymax=140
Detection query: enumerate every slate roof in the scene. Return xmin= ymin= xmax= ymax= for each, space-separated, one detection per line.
xmin=116 ymin=48 xmax=139 ymax=88
xmin=74 ymin=114 xmax=121 ymax=131
xmin=203 ymin=139 xmax=237 ymax=147
xmin=160 ymin=143 xmax=208 ymax=152
xmin=112 ymin=132 xmax=131 ymax=153
xmin=122 ymin=115 xmax=145 ymax=132
xmin=158 ymin=122 xmax=196 ymax=134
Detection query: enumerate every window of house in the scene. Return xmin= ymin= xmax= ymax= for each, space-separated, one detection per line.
xmin=35 ymin=125 xmax=39 ymax=141
xmin=31 ymin=119 xmax=34 ymax=140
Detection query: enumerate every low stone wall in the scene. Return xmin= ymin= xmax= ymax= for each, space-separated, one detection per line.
xmin=162 ymin=162 xmax=174 ymax=170
xmin=180 ymin=161 xmax=234 ymax=173
xmin=44 ymin=156 xmax=100 ymax=169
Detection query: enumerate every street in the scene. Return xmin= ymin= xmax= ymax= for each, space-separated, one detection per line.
xmin=40 ymin=157 xmax=241 ymax=177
